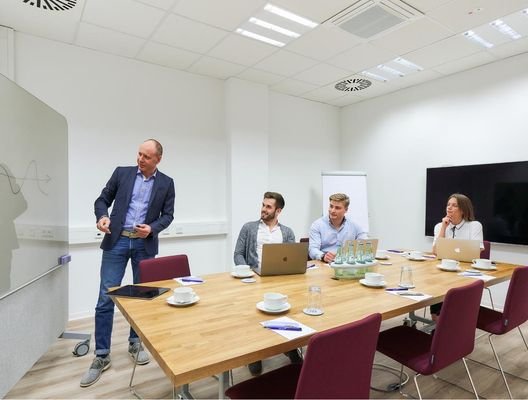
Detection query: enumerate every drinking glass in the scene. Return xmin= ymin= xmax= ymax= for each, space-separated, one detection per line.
xmin=334 ymin=244 xmax=343 ymax=264
xmin=399 ymin=266 xmax=414 ymax=288
xmin=304 ymin=285 xmax=324 ymax=316
xmin=346 ymin=242 xmax=356 ymax=264
xmin=356 ymin=242 xmax=365 ymax=264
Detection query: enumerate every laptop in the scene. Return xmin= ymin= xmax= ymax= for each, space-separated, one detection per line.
xmin=436 ymin=238 xmax=481 ymax=262
xmin=253 ymin=242 xmax=309 ymax=276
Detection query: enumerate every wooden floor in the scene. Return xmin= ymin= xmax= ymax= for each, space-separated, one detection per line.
xmin=6 ymin=313 xmax=528 ymax=399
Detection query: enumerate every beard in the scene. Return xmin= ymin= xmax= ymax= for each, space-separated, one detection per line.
xmin=261 ymin=210 xmax=277 ymax=221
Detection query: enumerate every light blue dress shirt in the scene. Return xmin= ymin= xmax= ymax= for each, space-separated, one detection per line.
xmin=308 ymin=216 xmax=368 ymax=260
xmin=123 ymin=169 xmax=156 ymax=230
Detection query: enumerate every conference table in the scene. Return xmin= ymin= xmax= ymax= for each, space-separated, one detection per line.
xmin=111 ymin=253 xmax=518 ymax=398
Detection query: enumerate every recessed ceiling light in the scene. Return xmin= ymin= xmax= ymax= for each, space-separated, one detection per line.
xmin=264 ymin=3 xmax=318 ymax=28
xmin=236 ymin=28 xmax=285 ymax=47
xmin=393 ymin=57 xmax=423 ymax=71
xmin=249 ymin=17 xmax=301 ymax=38
xmin=377 ymin=64 xmax=405 ymax=77
xmin=463 ymin=30 xmax=494 ymax=48
xmin=361 ymin=71 xmax=388 ymax=82
xmin=490 ymin=19 xmax=522 ymax=39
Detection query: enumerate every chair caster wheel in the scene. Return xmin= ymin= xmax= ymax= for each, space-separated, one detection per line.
xmin=73 ymin=340 xmax=90 ymax=357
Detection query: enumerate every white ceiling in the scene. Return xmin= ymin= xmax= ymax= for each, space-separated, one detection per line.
xmin=1 ymin=0 xmax=528 ymax=106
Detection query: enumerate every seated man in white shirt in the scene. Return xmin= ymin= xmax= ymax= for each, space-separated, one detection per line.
xmin=233 ymin=191 xmax=301 ymax=375
xmin=309 ymin=193 xmax=368 ymax=263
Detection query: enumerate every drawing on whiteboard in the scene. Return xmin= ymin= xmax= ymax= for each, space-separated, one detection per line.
xmin=0 ymin=162 xmax=28 ymax=293
xmin=0 ymin=160 xmax=50 ymax=196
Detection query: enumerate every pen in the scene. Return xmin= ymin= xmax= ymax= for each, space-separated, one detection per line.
xmin=307 ymin=264 xmax=316 ymax=268
xmin=398 ymin=292 xmax=424 ymax=296
xmin=181 ymin=278 xmax=204 ymax=283
xmin=264 ymin=325 xmax=302 ymax=331
xmin=386 ymin=287 xmax=408 ymax=291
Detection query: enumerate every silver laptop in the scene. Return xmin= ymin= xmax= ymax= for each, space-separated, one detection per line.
xmin=253 ymin=242 xmax=309 ymax=276
xmin=436 ymin=238 xmax=481 ymax=262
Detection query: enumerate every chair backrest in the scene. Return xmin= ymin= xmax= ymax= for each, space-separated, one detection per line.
xmin=429 ymin=280 xmax=484 ymax=372
xmin=501 ymin=266 xmax=528 ymax=333
xmin=480 ymin=240 xmax=491 ymax=259
xmin=295 ymin=313 xmax=382 ymax=399
xmin=138 ymin=254 xmax=191 ymax=283
xmin=300 ymin=237 xmax=309 ymax=243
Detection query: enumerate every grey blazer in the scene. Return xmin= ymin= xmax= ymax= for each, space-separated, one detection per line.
xmin=233 ymin=220 xmax=295 ymax=267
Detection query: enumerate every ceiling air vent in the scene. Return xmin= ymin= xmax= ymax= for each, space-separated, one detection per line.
xmin=335 ymin=78 xmax=371 ymax=92
xmin=329 ymin=0 xmax=422 ymax=39
xmin=21 ymin=0 xmax=77 ymax=11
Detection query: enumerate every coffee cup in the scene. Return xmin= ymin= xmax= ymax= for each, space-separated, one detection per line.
xmin=364 ymin=272 xmax=384 ymax=285
xmin=409 ymin=250 xmax=423 ymax=259
xmin=472 ymin=258 xmax=493 ymax=269
xmin=263 ymin=292 xmax=288 ymax=310
xmin=375 ymin=250 xmax=388 ymax=259
xmin=233 ymin=264 xmax=251 ymax=275
xmin=173 ymin=287 xmax=195 ymax=303
xmin=441 ymin=259 xmax=459 ymax=270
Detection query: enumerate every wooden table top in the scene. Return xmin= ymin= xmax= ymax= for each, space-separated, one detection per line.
xmin=112 ymin=254 xmax=518 ymax=387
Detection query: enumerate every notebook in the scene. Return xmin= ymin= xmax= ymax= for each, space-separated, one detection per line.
xmin=253 ymin=242 xmax=309 ymax=276
xmin=436 ymin=238 xmax=481 ymax=262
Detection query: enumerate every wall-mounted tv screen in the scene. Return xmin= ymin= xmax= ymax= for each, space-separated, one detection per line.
xmin=425 ymin=161 xmax=528 ymax=246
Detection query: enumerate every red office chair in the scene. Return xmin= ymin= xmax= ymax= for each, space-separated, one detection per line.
xmin=480 ymin=240 xmax=491 ymax=259
xmin=476 ymin=266 xmax=528 ymax=399
xmin=138 ymin=254 xmax=191 ymax=283
xmin=133 ymin=254 xmax=192 ymax=398
xmin=377 ymin=280 xmax=484 ymax=400
xmin=225 ymin=313 xmax=382 ymax=399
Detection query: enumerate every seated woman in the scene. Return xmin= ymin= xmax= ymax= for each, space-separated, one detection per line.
xmin=430 ymin=193 xmax=483 ymax=320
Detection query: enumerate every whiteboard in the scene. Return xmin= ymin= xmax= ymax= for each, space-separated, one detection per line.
xmin=322 ymin=171 xmax=369 ymax=232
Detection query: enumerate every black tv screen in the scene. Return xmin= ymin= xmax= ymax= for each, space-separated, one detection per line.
xmin=425 ymin=161 xmax=528 ymax=245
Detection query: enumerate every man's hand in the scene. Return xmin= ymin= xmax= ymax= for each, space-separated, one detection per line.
xmin=322 ymin=251 xmax=336 ymax=263
xmin=135 ymin=224 xmax=151 ymax=238
xmin=97 ymin=216 xmax=111 ymax=234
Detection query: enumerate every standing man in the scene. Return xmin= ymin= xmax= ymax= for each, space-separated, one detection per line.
xmin=309 ymin=193 xmax=368 ymax=262
xmin=81 ymin=139 xmax=175 ymax=387
xmin=234 ymin=191 xmax=301 ymax=375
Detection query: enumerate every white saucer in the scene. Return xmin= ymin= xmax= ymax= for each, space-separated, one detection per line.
xmin=408 ymin=256 xmax=427 ymax=261
xmin=436 ymin=264 xmax=461 ymax=272
xmin=166 ymin=295 xmax=200 ymax=307
xmin=231 ymin=271 xmax=255 ymax=278
xmin=241 ymin=278 xmax=256 ymax=283
xmin=256 ymin=301 xmax=291 ymax=314
xmin=471 ymin=263 xmax=497 ymax=271
xmin=303 ymin=307 xmax=324 ymax=316
xmin=359 ymin=279 xmax=386 ymax=288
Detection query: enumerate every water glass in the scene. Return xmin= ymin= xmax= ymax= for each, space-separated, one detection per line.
xmin=346 ymin=242 xmax=356 ymax=264
xmin=304 ymin=285 xmax=324 ymax=316
xmin=334 ymin=244 xmax=343 ymax=264
xmin=399 ymin=266 xmax=414 ymax=288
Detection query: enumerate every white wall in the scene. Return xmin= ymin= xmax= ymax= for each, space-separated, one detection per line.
xmin=14 ymin=33 xmax=228 ymax=319
xmin=13 ymin=33 xmax=339 ymax=319
xmin=268 ymin=92 xmax=341 ymax=238
xmin=340 ymin=52 xmax=528 ymax=308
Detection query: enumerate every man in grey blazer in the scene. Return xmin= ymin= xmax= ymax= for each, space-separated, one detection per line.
xmin=81 ymin=139 xmax=175 ymax=387
xmin=233 ymin=191 xmax=301 ymax=375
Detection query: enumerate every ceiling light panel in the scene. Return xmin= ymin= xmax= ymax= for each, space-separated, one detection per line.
xmin=463 ymin=30 xmax=494 ymax=49
xmin=236 ymin=3 xmax=317 ymax=47
xmin=490 ymin=19 xmax=521 ymax=40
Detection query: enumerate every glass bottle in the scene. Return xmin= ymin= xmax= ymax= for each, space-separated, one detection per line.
xmin=334 ymin=244 xmax=343 ymax=264
xmin=356 ymin=242 xmax=365 ymax=264
xmin=346 ymin=241 xmax=356 ymax=264
xmin=365 ymin=241 xmax=373 ymax=262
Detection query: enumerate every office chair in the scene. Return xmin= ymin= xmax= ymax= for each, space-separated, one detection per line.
xmin=377 ymin=280 xmax=484 ymax=400
xmin=138 ymin=254 xmax=191 ymax=283
xmin=225 ymin=313 xmax=382 ymax=399
xmin=476 ymin=266 xmax=528 ymax=399
xmin=300 ymin=237 xmax=310 ymax=260
xmin=480 ymin=240 xmax=491 ymax=260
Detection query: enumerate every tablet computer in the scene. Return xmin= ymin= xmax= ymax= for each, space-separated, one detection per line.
xmin=106 ymin=285 xmax=169 ymax=299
